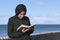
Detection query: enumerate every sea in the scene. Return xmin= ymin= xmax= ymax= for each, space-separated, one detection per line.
xmin=0 ymin=24 xmax=60 ymax=38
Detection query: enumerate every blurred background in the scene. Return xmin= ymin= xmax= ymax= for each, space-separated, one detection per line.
xmin=0 ymin=0 xmax=60 ymax=38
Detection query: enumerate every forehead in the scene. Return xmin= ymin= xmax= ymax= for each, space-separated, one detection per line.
xmin=19 ymin=11 xmax=25 ymax=14
xmin=21 ymin=11 xmax=25 ymax=13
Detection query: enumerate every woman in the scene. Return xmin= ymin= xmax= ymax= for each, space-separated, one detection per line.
xmin=8 ymin=4 xmax=34 ymax=40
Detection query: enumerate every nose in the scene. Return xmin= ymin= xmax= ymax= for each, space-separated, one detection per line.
xmin=22 ymin=15 xmax=24 ymax=17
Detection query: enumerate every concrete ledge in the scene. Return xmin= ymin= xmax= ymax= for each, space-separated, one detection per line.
xmin=0 ymin=32 xmax=60 ymax=40
xmin=31 ymin=32 xmax=60 ymax=40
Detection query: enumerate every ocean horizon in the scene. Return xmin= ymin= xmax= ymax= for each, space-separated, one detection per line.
xmin=0 ymin=24 xmax=60 ymax=38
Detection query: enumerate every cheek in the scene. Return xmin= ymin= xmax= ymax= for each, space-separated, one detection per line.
xmin=18 ymin=15 xmax=24 ymax=18
xmin=18 ymin=15 xmax=21 ymax=18
xmin=18 ymin=15 xmax=20 ymax=17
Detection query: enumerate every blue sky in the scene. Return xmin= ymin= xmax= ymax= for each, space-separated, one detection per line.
xmin=0 ymin=0 xmax=60 ymax=24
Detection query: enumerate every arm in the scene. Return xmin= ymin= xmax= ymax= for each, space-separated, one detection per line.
xmin=26 ymin=26 xmax=34 ymax=34
xmin=25 ymin=17 xmax=34 ymax=34
xmin=8 ymin=18 xmax=24 ymax=38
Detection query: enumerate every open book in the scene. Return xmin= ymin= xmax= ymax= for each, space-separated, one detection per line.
xmin=17 ymin=24 xmax=34 ymax=31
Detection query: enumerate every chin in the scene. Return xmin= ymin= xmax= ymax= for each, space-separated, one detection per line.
xmin=19 ymin=17 xmax=24 ymax=19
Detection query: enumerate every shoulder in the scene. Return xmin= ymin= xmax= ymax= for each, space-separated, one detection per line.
xmin=9 ymin=16 xmax=15 ymax=21
xmin=23 ymin=16 xmax=30 ymax=20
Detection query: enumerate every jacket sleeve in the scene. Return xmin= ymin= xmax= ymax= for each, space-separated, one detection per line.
xmin=26 ymin=27 xmax=34 ymax=35
xmin=8 ymin=18 xmax=24 ymax=38
xmin=25 ymin=17 xmax=34 ymax=34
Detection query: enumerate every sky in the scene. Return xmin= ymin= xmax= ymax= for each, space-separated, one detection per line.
xmin=0 ymin=0 xmax=60 ymax=24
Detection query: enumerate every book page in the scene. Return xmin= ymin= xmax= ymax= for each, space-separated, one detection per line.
xmin=17 ymin=24 xmax=34 ymax=31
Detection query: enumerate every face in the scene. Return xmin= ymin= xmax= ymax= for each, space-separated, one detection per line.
xmin=18 ymin=11 xmax=25 ymax=19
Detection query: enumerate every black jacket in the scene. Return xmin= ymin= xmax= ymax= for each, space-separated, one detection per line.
xmin=8 ymin=16 xmax=34 ymax=40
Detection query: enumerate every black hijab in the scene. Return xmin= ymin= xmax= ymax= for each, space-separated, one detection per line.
xmin=15 ymin=4 xmax=27 ymax=16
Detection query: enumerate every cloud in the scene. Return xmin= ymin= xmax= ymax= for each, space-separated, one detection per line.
xmin=39 ymin=2 xmax=44 ymax=6
xmin=0 ymin=17 xmax=9 ymax=24
xmin=0 ymin=16 xmax=60 ymax=24
xmin=30 ymin=16 xmax=60 ymax=24
xmin=37 ymin=0 xmax=49 ymax=6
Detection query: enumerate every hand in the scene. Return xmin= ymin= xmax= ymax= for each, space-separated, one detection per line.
xmin=22 ymin=28 xmax=29 ymax=33
xmin=29 ymin=26 xmax=34 ymax=31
